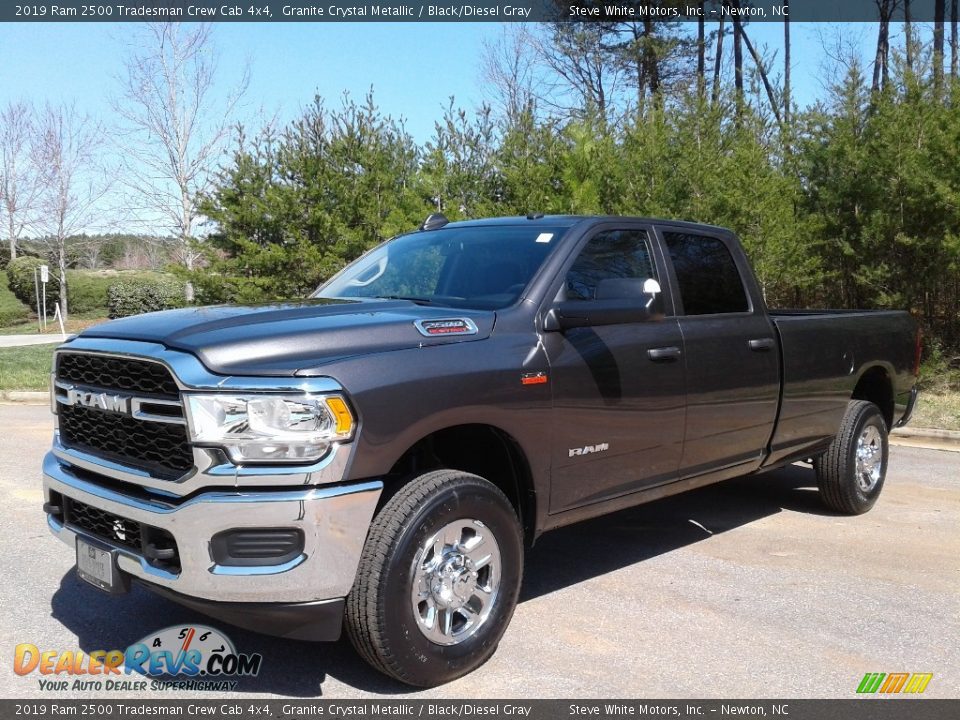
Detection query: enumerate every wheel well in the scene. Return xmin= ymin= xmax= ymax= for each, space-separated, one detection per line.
xmin=852 ymin=366 xmax=894 ymax=428
xmin=385 ymin=424 xmax=536 ymax=543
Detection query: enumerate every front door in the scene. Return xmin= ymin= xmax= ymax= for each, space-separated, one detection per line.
xmin=543 ymin=226 xmax=687 ymax=513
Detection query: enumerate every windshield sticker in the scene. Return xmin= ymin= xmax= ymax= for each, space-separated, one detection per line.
xmin=414 ymin=318 xmax=479 ymax=337
xmin=535 ymin=233 xmax=554 ymax=243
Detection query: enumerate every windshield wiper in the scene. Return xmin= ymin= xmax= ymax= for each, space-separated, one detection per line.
xmin=375 ymin=295 xmax=436 ymax=306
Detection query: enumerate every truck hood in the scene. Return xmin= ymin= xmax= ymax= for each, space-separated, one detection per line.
xmin=79 ymin=298 xmax=495 ymax=376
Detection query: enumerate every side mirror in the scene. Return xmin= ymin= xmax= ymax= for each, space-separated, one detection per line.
xmin=544 ymin=298 xmax=655 ymax=332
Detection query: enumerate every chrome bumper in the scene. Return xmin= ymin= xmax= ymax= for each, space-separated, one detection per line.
xmin=43 ymin=451 xmax=382 ymax=604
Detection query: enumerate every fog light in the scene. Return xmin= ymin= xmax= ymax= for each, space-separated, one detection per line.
xmin=210 ymin=528 xmax=305 ymax=567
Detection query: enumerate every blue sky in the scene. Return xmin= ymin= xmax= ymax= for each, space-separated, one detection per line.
xmin=0 ymin=21 xmax=892 ymax=236
xmin=1 ymin=22 xmax=883 ymax=143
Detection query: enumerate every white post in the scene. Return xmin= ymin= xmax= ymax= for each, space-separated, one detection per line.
xmin=52 ymin=302 xmax=66 ymax=341
xmin=40 ymin=264 xmax=49 ymax=331
xmin=33 ymin=267 xmax=42 ymax=333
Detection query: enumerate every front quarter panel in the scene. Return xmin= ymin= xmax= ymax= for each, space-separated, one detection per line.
xmin=327 ymin=330 xmax=552 ymax=510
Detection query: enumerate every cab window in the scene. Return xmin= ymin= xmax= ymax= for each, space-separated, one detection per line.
xmin=565 ymin=229 xmax=658 ymax=302
xmin=663 ymin=232 xmax=749 ymax=315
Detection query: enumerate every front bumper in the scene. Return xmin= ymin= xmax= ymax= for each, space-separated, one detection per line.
xmin=43 ymin=451 xmax=382 ymax=606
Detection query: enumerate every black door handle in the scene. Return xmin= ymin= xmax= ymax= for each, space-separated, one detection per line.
xmin=749 ymin=338 xmax=775 ymax=352
xmin=647 ymin=346 xmax=682 ymax=362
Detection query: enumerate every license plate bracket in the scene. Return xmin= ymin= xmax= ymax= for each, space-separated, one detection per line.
xmin=76 ymin=536 xmax=129 ymax=594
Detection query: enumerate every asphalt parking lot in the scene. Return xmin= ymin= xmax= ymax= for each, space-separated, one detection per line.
xmin=1 ymin=404 xmax=957 ymax=699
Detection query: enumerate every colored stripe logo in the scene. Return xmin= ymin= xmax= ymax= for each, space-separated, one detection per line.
xmin=858 ymin=672 xmax=933 ymax=694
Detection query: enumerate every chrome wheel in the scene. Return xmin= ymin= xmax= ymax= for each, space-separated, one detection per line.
xmin=410 ymin=519 xmax=501 ymax=646
xmin=856 ymin=424 xmax=883 ymax=492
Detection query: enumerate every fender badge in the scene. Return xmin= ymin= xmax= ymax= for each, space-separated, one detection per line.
xmin=521 ymin=372 xmax=548 ymax=385
xmin=414 ymin=318 xmax=479 ymax=337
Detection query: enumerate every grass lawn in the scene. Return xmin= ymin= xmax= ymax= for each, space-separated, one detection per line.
xmin=911 ymin=390 xmax=960 ymax=431
xmin=0 ymin=312 xmax=107 ymax=336
xmin=0 ymin=344 xmax=56 ymax=391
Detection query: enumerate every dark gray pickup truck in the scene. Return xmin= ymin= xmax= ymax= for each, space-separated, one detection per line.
xmin=42 ymin=215 xmax=919 ymax=686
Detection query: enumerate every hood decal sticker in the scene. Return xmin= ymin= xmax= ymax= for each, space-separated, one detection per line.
xmin=414 ymin=318 xmax=480 ymax=338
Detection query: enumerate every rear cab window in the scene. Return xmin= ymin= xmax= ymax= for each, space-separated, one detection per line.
xmin=662 ymin=231 xmax=749 ymax=315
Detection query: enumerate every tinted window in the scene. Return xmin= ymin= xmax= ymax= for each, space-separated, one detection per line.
xmin=565 ymin=229 xmax=657 ymax=301
xmin=664 ymin=232 xmax=749 ymax=315
xmin=316 ymin=225 xmax=567 ymax=310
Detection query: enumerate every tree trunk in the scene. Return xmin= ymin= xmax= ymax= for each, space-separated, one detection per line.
xmin=632 ymin=23 xmax=645 ymax=109
xmin=7 ymin=217 xmax=15 ymax=262
xmin=57 ymin=237 xmax=68 ymax=321
xmin=935 ymin=0 xmax=946 ymax=93
xmin=952 ymin=0 xmax=959 ymax=80
xmin=905 ymin=0 xmax=914 ymax=72
xmin=733 ymin=16 xmax=744 ymax=107
xmin=784 ymin=2 xmax=791 ymax=126
xmin=713 ymin=19 xmax=725 ymax=105
xmin=739 ymin=24 xmax=784 ymax=126
xmin=643 ymin=18 xmax=660 ymax=99
xmin=697 ymin=5 xmax=706 ymax=98
xmin=872 ymin=5 xmax=891 ymax=93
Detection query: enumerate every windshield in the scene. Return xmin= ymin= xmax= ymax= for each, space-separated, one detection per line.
xmin=314 ymin=225 xmax=568 ymax=310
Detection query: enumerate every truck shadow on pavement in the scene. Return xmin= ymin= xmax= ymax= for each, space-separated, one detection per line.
xmin=51 ymin=462 xmax=829 ymax=697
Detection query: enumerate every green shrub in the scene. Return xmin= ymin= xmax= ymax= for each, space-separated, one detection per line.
xmin=108 ymin=277 xmax=186 ymax=319
xmin=65 ymin=271 xmax=113 ymax=314
xmin=0 ymin=270 xmax=32 ymax=326
xmin=6 ymin=257 xmax=58 ymax=309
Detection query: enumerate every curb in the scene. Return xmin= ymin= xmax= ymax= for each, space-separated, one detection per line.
xmin=0 ymin=391 xmax=49 ymax=404
xmin=892 ymin=426 xmax=960 ymax=441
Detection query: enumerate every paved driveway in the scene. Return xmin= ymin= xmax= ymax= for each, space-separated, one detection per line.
xmin=1 ymin=404 xmax=956 ymax=699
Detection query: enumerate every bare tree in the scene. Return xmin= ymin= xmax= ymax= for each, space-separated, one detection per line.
xmin=0 ymin=101 xmax=40 ymax=261
xmin=31 ymin=104 xmax=111 ymax=320
xmin=113 ymin=23 xmax=248 ymax=299
xmin=481 ymin=26 xmax=538 ymax=123
xmin=531 ymin=23 xmax=623 ymax=119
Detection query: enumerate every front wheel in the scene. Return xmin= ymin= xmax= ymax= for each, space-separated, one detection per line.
xmin=345 ymin=469 xmax=523 ymax=687
xmin=814 ymin=400 xmax=889 ymax=515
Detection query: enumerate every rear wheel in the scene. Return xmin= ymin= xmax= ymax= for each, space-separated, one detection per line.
xmin=345 ymin=469 xmax=523 ymax=687
xmin=814 ymin=400 xmax=889 ymax=515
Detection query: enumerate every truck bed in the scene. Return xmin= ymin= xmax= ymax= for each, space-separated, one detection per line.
xmin=765 ymin=309 xmax=918 ymax=467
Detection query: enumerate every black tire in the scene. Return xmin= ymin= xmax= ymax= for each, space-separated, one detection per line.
xmin=814 ymin=400 xmax=889 ymax=515
xmin=345 ymin=469 xmax=523 ymax=687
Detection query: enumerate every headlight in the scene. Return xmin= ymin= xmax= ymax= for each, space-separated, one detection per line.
xmin=184 ymin=393 xmax=354 ymax=464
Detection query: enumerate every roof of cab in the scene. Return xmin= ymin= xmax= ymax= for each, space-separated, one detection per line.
xmin=434 ymin=215 xmax=730 ymax=234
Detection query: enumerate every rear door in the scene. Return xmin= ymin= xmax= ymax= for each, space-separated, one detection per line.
xmin=543 ymin=224 xmax=687 ymax=512
xmin=656 ymin=227 xmax=780 ymax=477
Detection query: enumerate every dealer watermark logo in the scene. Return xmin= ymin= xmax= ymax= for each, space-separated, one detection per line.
xmin=14 ymin=624 xmax=263 ymax=692
xmin=857 ymin=672 xmax=933 ymax=694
